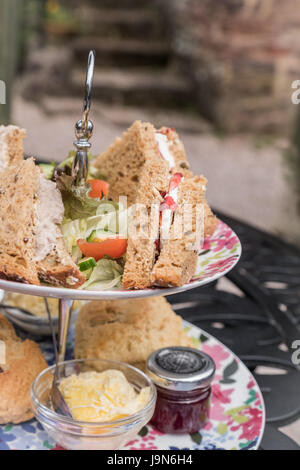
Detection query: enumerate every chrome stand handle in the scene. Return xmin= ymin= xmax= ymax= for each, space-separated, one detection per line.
xmin=57 ymin=298 xmax=74 ymax=365
xmin=72 ymin=49 xmax=95 ymax=185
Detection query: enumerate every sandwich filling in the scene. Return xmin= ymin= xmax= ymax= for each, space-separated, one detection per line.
xmin=155 ymin=132 xmax=184 ymax=251
xmin=34 ymin=175 xmax=64 ymax=262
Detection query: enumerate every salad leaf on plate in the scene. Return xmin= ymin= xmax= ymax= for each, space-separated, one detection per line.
xmin=81 ymin=258 xmax=123 ymax=290
xmin=61 ymin=200 xmax=125 ymax=251
xmin=54 ymin=151 xmax=110 ymax=220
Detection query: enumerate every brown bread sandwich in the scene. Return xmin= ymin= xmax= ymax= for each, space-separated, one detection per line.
xmin=93 ymin=121 xmax=218 ymax=289
xmin=0 ymin=126 xmax=84 ymax=287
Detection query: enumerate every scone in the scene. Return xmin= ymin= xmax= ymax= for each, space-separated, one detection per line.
xmin=75 ymin=297 xmax=193 ymax=370
xmin=0 ymin=314 xmax=47 ymax=424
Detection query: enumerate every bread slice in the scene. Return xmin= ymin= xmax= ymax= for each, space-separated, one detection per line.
xmin=37 ymin=236 xmax=85 ymax=288
xmin=0 ymin=125 xmax=26 ymax=170
xmin=93 ymin=121 xmax=191 ymax=205
xmin=0 ymin=158 xmax=40 ymax=284
xmin=75 ymin=297 xmax=193 ymax=370
xmin=94 ymin=121 xmax=168 ymax=205
xmin=0 ymin=313 xmax=47 ymax=424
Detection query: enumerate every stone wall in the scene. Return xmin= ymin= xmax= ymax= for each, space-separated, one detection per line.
xmin=161 ymin=0 xmax=300 ymax=133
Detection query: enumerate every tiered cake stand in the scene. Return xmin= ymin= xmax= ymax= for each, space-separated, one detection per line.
xmin=0 ymin=219 xmax=241 ymax=362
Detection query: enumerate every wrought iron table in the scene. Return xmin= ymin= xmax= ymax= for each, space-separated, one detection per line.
xmin=167 ymin=210 xmax=300 ymax=450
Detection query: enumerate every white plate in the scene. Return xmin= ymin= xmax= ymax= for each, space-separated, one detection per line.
xmin=0 ymin=220 xmax=241 ymax=301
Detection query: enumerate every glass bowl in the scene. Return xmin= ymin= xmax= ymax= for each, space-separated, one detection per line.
xmin=31 ymin=358 xmax=157 ymax=450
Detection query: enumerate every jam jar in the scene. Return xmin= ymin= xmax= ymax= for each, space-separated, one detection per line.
xmin=147 ymin=346 xmax=216 ymax=434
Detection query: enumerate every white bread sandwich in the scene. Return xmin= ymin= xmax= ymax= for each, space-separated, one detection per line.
xmin=93 ymin=121 xmax=218 ymax=289
xmin=0 ymin=134 xmax=84 ymax=287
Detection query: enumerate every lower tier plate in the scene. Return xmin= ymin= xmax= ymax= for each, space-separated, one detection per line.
xmin=0 ymin=319 xmax=265 ymax=450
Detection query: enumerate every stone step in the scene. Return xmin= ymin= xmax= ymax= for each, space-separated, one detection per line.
xmin=75 ymin=7 xmax=165 ymax=40
xmin=72 ymin=37 xmax=170 ymax=67
xmin=71 ymin=67 xmax=193 ymax=108
xmin=73 ymin=0 xmax=153 ymax=9
xmin=40 ymin=97 xmax=210 ymax=134
xmin=98 ymin=105 xmax=211 ymax=134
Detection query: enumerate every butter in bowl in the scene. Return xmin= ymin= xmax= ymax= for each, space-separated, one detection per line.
xmin=31 ymin=358 xmax=157 ymax=450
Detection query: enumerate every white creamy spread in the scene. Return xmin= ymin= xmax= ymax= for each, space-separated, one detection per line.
xmin=155 ymin=132 xmax=175 ymax=170
xmin=155 ymin=132 xmax=184 ymax=249
xmin=160 ymin=179 xmax=184 ymax=248
xmin=34 ymin=175 xmax=64 ymax=262
xmin=59 ymin=370 xmax=151 ymax=422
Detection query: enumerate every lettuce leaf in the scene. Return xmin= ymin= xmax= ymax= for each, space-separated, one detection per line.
xmin=61 ymin=200 xmax=124 ymax=251
xmin=81 ymin=258 xmax=123 ymax=290
xmin=59 ymin=181 xmax=102 ymax=220
xmin=54 ymin=152 xmax=109 ymax=220
xmin=57 ymin=151 xmax=106 ymax=181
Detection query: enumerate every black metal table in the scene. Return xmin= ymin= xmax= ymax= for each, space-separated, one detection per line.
xmin=167 ymin=210 xmax=300 ymax=450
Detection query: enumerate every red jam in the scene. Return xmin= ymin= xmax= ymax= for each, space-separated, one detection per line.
xmin=147 ymin=346 xmax=215 ymax=435
xmin=150 ymin=384 xmax=211 ymax=434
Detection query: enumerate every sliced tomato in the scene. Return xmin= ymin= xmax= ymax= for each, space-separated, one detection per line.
xmin=88 ymin=179 xmax=109 ymax=199
xmin=160 ymin=195 xmax=178 ymax=212
xmin=160 ymin=127 xmax=175 ymax=135
xmin=77 ymin=238 xmax=127 ymax=261
xmin=169 ymin=172 xmax=183 ymax=192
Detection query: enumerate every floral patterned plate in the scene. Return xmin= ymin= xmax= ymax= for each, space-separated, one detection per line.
xmin=0 ymin=320 xmax=265 ymax=450
xmin=0 ymin=220 xmax=241 ymax=300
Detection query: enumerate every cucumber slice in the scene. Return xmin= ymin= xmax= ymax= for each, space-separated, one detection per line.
xmin=78 ymin=257 xmax=97 ymax=272
xmin=86 ymin=230 xmax=96 ymax=242
xmin=83 ymin=267 xmax=93 ymax=280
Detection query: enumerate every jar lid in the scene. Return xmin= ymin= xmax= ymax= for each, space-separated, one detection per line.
xmin=146 ymin=346 xmax=216 ymax=392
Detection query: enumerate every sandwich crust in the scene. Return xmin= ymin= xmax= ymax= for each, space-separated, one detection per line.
xmin=0 ymin=314 xmax=47 ymax=424
xmin=0 ymin=125 xmax=26 ymax=169
xmin=0 ymin=158 xmax=40 ymax=285
xmin=94 ymin=120 xmax=168 ymax=206
xmin=37 ymin=236 xmax=85 ymax=288
xmin=75 ymin=297 xmax=193 ymax=370
xmin=157 ymin=126 xmax=192 ymax=177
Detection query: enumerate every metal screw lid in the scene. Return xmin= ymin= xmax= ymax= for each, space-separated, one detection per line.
xmin=146 ymin=346 xmax=216 ymax=392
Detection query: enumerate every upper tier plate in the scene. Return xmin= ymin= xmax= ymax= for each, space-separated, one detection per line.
xmin=0 ymin=220 xmax=241 ymax=300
